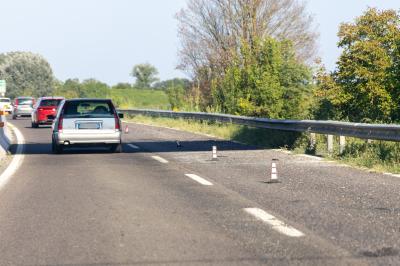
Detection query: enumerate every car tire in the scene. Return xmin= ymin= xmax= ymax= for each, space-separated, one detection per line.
xmin=52 ymin=138 xmax=63 ymax=154
xmin=32 ymin=122 xmax=39 ymax=128
xmin=110 ymin=143 xmax=122 ymax=153
xmin=12 ymin=115 xmax=16 ymax=120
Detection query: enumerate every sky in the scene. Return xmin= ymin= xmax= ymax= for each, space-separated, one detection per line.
xmin=0 ymin=0 xmax=399 ymax=85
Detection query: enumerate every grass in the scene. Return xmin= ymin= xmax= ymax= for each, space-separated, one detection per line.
xmin=110 ymin=89 xmax=169 ymax=109
xmin=128 ymin=115 xmax=400 ymax=175
xmin=128 ymin=115 xmax=301 ymax=149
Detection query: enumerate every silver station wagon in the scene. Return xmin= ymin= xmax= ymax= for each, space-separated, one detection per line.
xmin=51 ymin=99 xmax=124 ymax=153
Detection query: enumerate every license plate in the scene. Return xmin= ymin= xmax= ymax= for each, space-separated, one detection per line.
xmin=77 ymin=123 xmax=101 ymax=129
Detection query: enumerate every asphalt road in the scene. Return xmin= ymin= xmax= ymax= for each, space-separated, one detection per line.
xmin=0 ymin=118 xmax=399 ymax=265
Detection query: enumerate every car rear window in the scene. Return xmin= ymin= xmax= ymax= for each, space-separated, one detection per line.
xmin=40 ymin=99 xmax=63 ymax=107
xmin=18 ymin=98 xmax=33 ymax=105
xmin=0 ymin=99 xmax=10 ymax=103
xmin=63 ymin=100 xmax=115 ymax=118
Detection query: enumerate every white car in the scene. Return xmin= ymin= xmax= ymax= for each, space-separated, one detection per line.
xmin=0 ymin=98 xmax=12 ymax=113
xmin=51 ymin=98 xmax=124 ymax=153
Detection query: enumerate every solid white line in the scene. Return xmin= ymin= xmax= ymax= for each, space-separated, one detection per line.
xmin=298 ymin=154 xmax=323 ymax=161
xmin=185 ymin=174 xmax=213 ymax=186
xmin=384 ymin=172 xmax=400 ymax=178
xmin=151 ymin=155 xmax=168 ymax=164
xmin=128 ymin=144 xmax=140 ymax=150
xmin=0 ymin=123 xmax=25 ymax=190
xmin=244 ymin=208 xmax=305 ymax=238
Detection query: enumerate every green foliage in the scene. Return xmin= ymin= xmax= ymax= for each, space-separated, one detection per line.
xmin=54 ymin=79 xmax=169 ymax=109
xmin=131 ymin=63 xmax=159 ymax=89
xmin=211 ymin=38 xmax=313 ymax=119
xmin=160 ymin=78 xmax=194 ymax=110
xmin=54 ymin=78 xmax=110 ymax=99
xmin=128 ymin=115 xmax=301 ymax=149
xmin=110 ymin=88 xmax=169 ymax=109
xmin=166 ymin=84 xmax=186 ymax=110
xmin=0 ymin=52 xmax=54 ymax=98
xmin=112 ymin=82 xmax=132 ymax=90
xmin=315 ymin=8 xmax=400 ymax=122
xmin=153 ymin=78 xmax=190 ymax=90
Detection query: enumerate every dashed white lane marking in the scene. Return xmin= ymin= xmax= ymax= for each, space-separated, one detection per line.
xmin=128 ymin=144 xmax=140 ymax=150
xmin=185 ymin=174 xmax=213 ymax=186
xmin=0 ymin=123 xmax=25 ymax=190
xmin=244 ymin=208 xmax=305 ymax=238
xmin=151 ymin=156 xmax=169 ymax=164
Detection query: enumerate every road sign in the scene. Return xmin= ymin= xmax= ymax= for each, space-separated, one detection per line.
xmin=0 ymin=80 xmax=6 ymax=96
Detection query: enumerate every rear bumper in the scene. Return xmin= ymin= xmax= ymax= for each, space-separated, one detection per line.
xmin=37 ymin=120 xmax=54 ymax=125
xmin=55 ymin=131 xmax=122 ymax=145
xmin=14 ymin=109 xmax=32 ymax=116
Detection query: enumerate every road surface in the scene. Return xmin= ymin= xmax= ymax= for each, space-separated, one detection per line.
xmin=0 ymin=118 xmax=399 ymax=265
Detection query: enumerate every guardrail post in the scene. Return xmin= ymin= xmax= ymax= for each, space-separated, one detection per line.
xmin=339 ymin=136 xmax=346 ymax=155
xmin=327 ymin=135 xmax=334 ymax=154
xmin=309 ymin=133 xmax=316 ymax=152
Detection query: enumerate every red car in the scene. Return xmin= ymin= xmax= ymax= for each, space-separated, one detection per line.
xmin=31 ymin=97 xmax=65 ymax=128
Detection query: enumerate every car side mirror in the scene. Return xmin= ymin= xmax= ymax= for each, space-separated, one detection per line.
xmin=47 ymin=115 xmax=55 ymax=120
xmin=118 ymin=113 xmax=124 ymax=119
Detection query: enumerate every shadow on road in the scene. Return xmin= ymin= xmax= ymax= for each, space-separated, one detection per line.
xmin=8 ymin=139 xmax=262 ymax=156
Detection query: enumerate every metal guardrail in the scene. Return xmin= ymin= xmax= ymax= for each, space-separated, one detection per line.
xmin=119 ymin=109 xmax=400 ymax=142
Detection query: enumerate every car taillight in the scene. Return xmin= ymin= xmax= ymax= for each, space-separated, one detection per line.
xmin=15 ymin=99 xmax=19 ymax=105
xmin=58 ymin=116 xmax=63 ymax=131
xmin=114 ymin=113 xmax=120 ymax=130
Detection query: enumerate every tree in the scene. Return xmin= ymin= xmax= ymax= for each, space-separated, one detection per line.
xmin=53 ymin=79 xmax=80 ymax=99
xmin=112 ymin=83 xmax=132 ymax=90
xmin=80 ymin=79 xmax=110 ymax=98
xmin=212 ymin=37 xmax=313 ymax=118
xmin=176 ymin=0 xmax=318 ymax=104
xmin=153 ymin=78 xmax=191 ymax=90
xmin=315 ymin=8 xmax=400 ymax=122
xmin=130 ymin=63 xmax=159 ymax=89
xmin=0 ymin=52 xmax=54 ymax=98
xmin=54 ymin=78 xmax=111 ymax=99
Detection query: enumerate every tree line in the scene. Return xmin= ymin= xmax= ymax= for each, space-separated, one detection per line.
xmin=175 ymin=1 xmax=400 ymax=123
xmin=0 ymin=1 xmax=399 ymax=124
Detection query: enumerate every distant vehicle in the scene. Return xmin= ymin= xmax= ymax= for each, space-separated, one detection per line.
xmin=0 ymin=98 xmax=12 ymax=114
xmin=31 ymin=97 xmax=65 ymax=128
xmin=12 ymin=97 xmax=35 ymax=119
xmin=51 ymin=99 xmax=124 ymax=154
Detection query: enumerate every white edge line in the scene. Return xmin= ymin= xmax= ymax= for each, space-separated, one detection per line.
xmin=185 ymin=174 xmax=213 ymax=186
xmin=384 ymin=172 xmax=400 ymax=178
xmin=244 ymin=208 xmax=305 ymax=238
xmin=0 ymin=123 xmax=25 ymax=190
xmin=128 ymin=144 xmax=140 ymax=150
xmin=151 ymin=155 xmax=168 ymax=164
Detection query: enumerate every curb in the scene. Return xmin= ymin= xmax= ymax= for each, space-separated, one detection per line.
xmin=0 ymin=122 xmax=25 ymax=190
